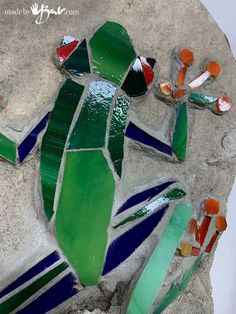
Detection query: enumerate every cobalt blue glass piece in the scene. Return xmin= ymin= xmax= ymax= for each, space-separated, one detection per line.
xmin=125 ymin=122 xmax=173 ymax=156
xmin=17 ymin=273 xmax=78 ymax=314
xmin=116 ymin=181 xmax=175 ymax=215
xmin=0 ymin=251 xmax=60 ymax=299
xmin=103 ymin=204 xmax=169 ymax=275
xmin=18 ymin=113 xmax=50 ymax=162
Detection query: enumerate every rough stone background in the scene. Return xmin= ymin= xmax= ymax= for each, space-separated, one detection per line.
xmin=0 ymin=0 xmax=235 ymax=313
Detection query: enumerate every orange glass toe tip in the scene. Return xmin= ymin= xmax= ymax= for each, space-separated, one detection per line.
xmin=204 ymin=198 xmax=220 ymax=215
xmin=179 ymin=48 xmax=194 ymax=66
xmin=160 ymin=82 xmax=172 ymax=95
xmin=215 ymin=215 xmax=227 ymax=232
xmin=206 ymin=61 xmax=221 ymax=77
xmin=173 ymin=89 xmax=187 ymax=100
xmin=216 ymin=96 xmax=232 ymax=113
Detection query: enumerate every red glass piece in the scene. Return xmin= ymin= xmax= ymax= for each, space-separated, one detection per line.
xmin=205 ymin=230 xmax=219 ymax=253
xmin=56 ymin=40 xmax=79 ymax=62
xmin=188 ymin=218 xmax=197 ymax=234
xmin=197 ymin=215 xmax=212 ymax=246
xmin=191 ymin=247 xmax=201 ymax=256
xmin=139 ymin=56 xmax=154 ymax=86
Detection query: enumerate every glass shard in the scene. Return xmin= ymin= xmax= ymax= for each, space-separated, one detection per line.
xmin=188 ymin=93 xmax=218 ymax=105
xmin=216 ymin=96 xmax=232 ymax=113
xmin=197 ymin=215 xmax=211 ymax=246
xmin=62 ymin=39 xmax=90 ymax=75
xmin=56 ymin=150 xmax=115 ymax=286
xmin=125 ymin=122 xmax=173 ymax=156
xmin=40 ymin=79 xmax=84 ymax=221
xmin=180 ymin=242 xmax=192 ymax=256
xmin=126 ymin=203 xmax=192 ymax=314
xmin=172 ymin=102 xmax=188 ymax=161
xmin=205 ymin=231 xmax=219 ymax=253
xmin=68 ymin=80 xmax=116 ymax=149
xmin=0 ymin=133 xmax=17 ymax=164
xmin=204 ymin=198 xmax=220 ymax=215
xmin=108 ymin=95 xmax=129 ymax=177
xmin=176 ymin=66 xmax=187 ymax=86
xmin=191 ymin=247 xmax=201 ymax=256
xmin=215 ymin=215 xmax=227 ymax=231
xmin=139 ymin=56 xmax=155 ymax=86
xmin=90 ymin=21 xmax=136 ymax=85
xmin=102 ymin=204 xmax=169 ymax=275
xmin=56 ymin=36 xmax=79 ymax=63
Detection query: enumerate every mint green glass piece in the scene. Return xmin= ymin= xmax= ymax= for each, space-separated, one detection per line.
xmin=0 ymin=262 xmax=68 ymax=314
xmin=108 ymin=95 xmax=129 ymax=176
xmin=40 ymin=79 xmax=84 ymax=221
xmin=56 ymin=150 xmax=115 ymax=286
xmin=114 ymin=189 xmax=186 ymax=228
xmin=126 ymin=203 xmax=192 ymax=314
xmin=154 ymin=255 xmax=202 ymax=314
xmin=188 ymin=93 xmax=218 ymax=105
xmin=172 ymin=103 xmax=188 ymax=161
xmin=68 ymin=80 xmax=116 ymax=149
xmin=0 ymin=133 xmax=17 ymax=164
xmin=89 ymin=22 xmax=136 ymax=85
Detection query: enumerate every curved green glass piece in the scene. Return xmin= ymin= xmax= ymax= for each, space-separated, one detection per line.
xmin=0 ymin=133 xmax=17 ymax=164
xmin=154 ymin=254 xmax=202 ymax=314
xmin=56 ymin=150 xmax=115 ymax=286
xmin=172 ymin=102 xmax=188 ymax=161
xmin=89 ymin=21 xmax=136 ymax=85
xmin=68 ymin=80 xmax=116 ymax=149
xmin=188 ymin=93 xmax=218 ymax=105
xmin=40 ymin=79 xmax=84 ymax=221
xmin=126 ymin=203 xmax=192 ymax=314
xmin=108 ymin=95 xmax=129 ymax=176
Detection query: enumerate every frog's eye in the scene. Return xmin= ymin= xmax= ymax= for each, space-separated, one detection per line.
xmin=121 ymin=56 xmax=156 ymax=97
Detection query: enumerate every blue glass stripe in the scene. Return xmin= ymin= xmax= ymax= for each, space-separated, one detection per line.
xmin=125 ymin=122 xmax=173 ymax=156
xmin=102 ymin=204 xmax=169 ymax=275
xmin=17 ymin=273 xmax=78 ymax=314
xmin=0 ymin=251 xmax=59 ymax=299
xmin=18 ymin=113 xmax=50 ymax=163
xmin=116 ymin=181 xmax=175 ymax=215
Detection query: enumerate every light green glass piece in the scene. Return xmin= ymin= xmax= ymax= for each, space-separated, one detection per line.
xmin=188 ymin=93 xmax=218 ymax=105
xmin=172 ymin=102 xmax=188 ymax=161
xmin=56 ymin=150 xmax=115 ymax=286
xmin=126 ymin=203 xmax=192 ymax=314
xmin=154 ymin=254 xmax=202 ymax=313
xmin=89 ymin=21 xmax=136 ymax=85
xmin=108 ymin=95 xmax=129 ymax=176
xmin=0 ymin=133 xmax=17 ymax=164
xmin=114 ymin=189 xmax=186 ymax=228
xmin=68 ymin=80 xmax=116 ymax=149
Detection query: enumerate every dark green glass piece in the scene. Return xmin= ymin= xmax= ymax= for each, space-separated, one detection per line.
xmin=67 ymin=80 xmax=116 ymax=149
xmin=89 ymin=22 xmax=136 ymax=85
xmin=40 ymin=79 xmax=84 ymax=221
xmin=62 ymin=39 xmax=90 ymax=75
xmin=188 ymin=93 xmax=218 ymax=105
xmin=108 ymin=95 xmax=129 ymax=176
xmin=0 ymin=262 xmax=68 ymax=314
xmin=172 ymin=102 xmax=188 ymax=161
xmin=56 ymin=150 xmax=115 ymax=286
xmin=114 ymin=188 xmax=186 ymax=228
xmin=154 ymin=255 xmax=202 ymax=314
xmin=126 ymin=203 xmax=192 ymax=314
xmin=0 ymin=133 xmax=17 ymax=164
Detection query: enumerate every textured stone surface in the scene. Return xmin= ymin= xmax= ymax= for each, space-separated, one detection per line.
xmin=0 ymin=0 xmax=235 ymax=313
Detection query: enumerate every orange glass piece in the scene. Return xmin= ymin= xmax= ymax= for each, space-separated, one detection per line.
xmin=191 ymin=247 xmax=201 ymax=256
xmin=197 ymin=215 xmax=211 ymax=246
xmin=160 ymin=82 xmax=172 ymax=95
xmin=204 ymin=198 xmax=220 ymax=215
xmin=173 ymin=89 xmax=187 ymax=100
xmin=205 ymin=230 xmax=219 ymax=253
xmin=216 ymin=96 xmax=232 ymax=113
xmin=215 ymin=215 xmax=227 ymax=232
xmin=177 ymin=66 xmax=188 ymax=86
xmin=179 ymin=48 xmax=194 ymax=66
xmin=206 ymin=61 xmax=221 ymax=77
xmin=180 ymin=242 xmax=192 ymax=256
xmin=188 ymin=218 xmax=197 ymax=234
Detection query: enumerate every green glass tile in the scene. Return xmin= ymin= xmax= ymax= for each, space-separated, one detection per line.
xmin=114 ymin=188 xmax=186 ymax=228
xmin=0 ymin=133 xmax=17 ymax=164
xmin=154 ymin=255 xmax=202 ymax=314
xmin=89 ymin=22 xmax=136 ymax=85
xmin=68 ymin=80 xmax=116 ymax=149
xmin=40 ymin=79 xmax=84 ymax=221
xmin=188 ymin=93 xmax=218 ymax=105
xmin=56 ymin=150 xmax=115 ymax=286
xmin=172 ymin=103 xmax=188 ymax=161
xmin=108 ymin=95 xmax=129 ymax=176
xmin=126 ymin=203 xmax=192 ymax=314
xmin=0 ymin=262 xmax=68 ymax=314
